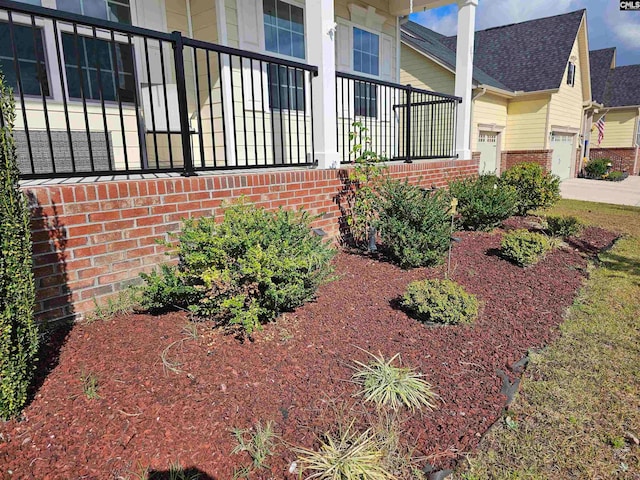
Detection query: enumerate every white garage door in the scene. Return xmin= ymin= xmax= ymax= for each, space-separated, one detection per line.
xmin=478 ymin=132 xmax=498 ymax=174
xmin=550 ymin=133 xmax=575 ymax=180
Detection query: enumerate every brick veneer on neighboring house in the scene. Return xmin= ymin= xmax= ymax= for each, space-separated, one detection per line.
xmin=500 ymin=150 xmax=553 ymax=173
xmin=24 ymin=155 xmax=480 ymax=324
xmin=589 ymin=147 xmax=639 ymax=175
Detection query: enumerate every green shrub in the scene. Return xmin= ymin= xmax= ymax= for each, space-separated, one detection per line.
xmin=604 ymin=171 xmax=627 ymax=182
xmin=139 ymin=201 xmax=335 ymax=335
xmin=400 ymin=279 xmax=479 ymax=325
xmin=501 ymin=229 xmax=553 ymax=267
xmin=373 ymin=179 xmax=451 ymax=269
xmin=501 ymin=163 xmax=561 ymax=215
xmin=449 ymin=174 xmax=518 ymax=231
xmin=545 ymin=215 xmax=582 ymax=238
xmin=0 ymin=74 xmax=39 ymax=419
xmin=584 ymin=158 xmax=610 ymax=178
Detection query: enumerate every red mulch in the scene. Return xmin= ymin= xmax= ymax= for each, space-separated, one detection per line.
xmin=0 ymin=224 xmax=618 ymax=479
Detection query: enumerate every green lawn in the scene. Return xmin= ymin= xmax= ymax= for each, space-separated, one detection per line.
xmin=456 ymin=199 xmax=640 ymax=479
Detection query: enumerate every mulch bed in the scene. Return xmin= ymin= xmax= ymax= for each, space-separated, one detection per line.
xmin=0 ymin=222 xmax=618 ymax=479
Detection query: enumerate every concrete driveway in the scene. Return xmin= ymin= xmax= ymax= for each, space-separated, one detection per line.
xmin=560 ymin=176 xmax=640 ymax=206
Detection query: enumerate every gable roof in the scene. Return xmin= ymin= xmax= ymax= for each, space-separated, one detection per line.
xmin=401 ymin=23 xmax=509 ymax=90
xmin=402 ymin=9 xmax=586 ymax=94
xmin=589 ymin=48 xmax=616 ymax=104
xmin=603 ymin=65 xmax=640 ymax=108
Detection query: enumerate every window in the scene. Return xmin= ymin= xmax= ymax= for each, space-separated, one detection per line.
xmin=353 ymin=27 xmax=379 ymax=76
xmin=636 ymin=121 xmax=640 ymax=146
xmin=263 ymin=0 xmax=304 ymax=59
xmin=57 ymin=0 xmax=131 ymax=24
xmin=0 ymin=22 xmax=50 ymax=96
xmin=567 ymin=62 xmax=576 ymax=87
xmin=268 ymin=64 xmax=304 ymax=111
xmin=354 ymin=81 xmax=376 ymax=117
xmin=62 ymin=33 xmax=135 ymax=102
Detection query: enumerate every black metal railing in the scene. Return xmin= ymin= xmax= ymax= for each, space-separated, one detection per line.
xmin=336 ymin=71 xmax=460 ymax=163
xmin=0 ymin=0 xmax=317 ymax=179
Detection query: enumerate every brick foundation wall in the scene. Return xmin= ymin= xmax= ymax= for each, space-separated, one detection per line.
xmin=500 ymin=150 xmax=553 ymax=173
xmin=589 ymin=147 xmax=639 ymax=175
xmin=24 ymin=157 xmax=479 ymax=324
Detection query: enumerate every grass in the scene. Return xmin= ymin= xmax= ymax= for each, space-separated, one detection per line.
xmin=231 ymin=420 xmax=277 ymax=477
xmin=352 ymin=351 xmax=438 ymax=413
xmin=84 ymin=289 xmax=141 ymax=323
xmin=80 ymin=372 xmax=100 ymax=400
xmin=456 ymin=199 xmax=640 ymax=479
xmin=294 ymin=420 xmax=395 ymax=480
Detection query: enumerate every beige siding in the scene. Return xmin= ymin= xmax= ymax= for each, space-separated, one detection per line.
xmin=399 ymin=44 xmax=455 ymax=95
xmin=190 ymin=0 xmax=219 ymax=43
xmin=472 ymin=93 xmax=508 ymax=150
xmin=596 ymin=109 xmax=638 ymax=148
xmin=505 ymin=97 xmax=549 ymax=150
xmin=225 ymin=0 xmax=239 ymax=48
xmin=547 ymin=30 xmax=585 ymax=134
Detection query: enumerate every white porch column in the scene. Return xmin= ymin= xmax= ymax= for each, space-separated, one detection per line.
xmin=454 ymin=0 xmax=477 ymax=160
xmin=306 ymin=0 xmax=339 ymax=169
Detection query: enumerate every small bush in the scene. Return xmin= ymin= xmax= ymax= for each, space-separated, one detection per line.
xmin=449 ymin=174 xmax=518 ymax=231
xmin=584 ymin=158 xmax=610 ymax=178
xmin=545 ymin=215 xmax=582 ymax=238
xmin=374 ymin=179 xmax=451 ymax=269
xmin=604 ymin=171 xmax=627 ymax=182
xmin=400 ymin=279 xmax=479 ymax=325
xmin=501 ymin=229 xmax=553 ymax=267
xmin=139 ymin=201 xmax=335 ymax=335
xmin=0 ymin=74 xmax=39 ymax=419
xmin=501 ymin=163 xmax=561 ymax=215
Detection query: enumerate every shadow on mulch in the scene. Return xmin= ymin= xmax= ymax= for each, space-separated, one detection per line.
xmin=149 ymin=468 xmax=217 ymax=480
xmin=26 ymin=193 xmax=75 ymax=408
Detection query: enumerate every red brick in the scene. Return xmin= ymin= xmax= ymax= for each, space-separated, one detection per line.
xmin=89 ymin=211 xmax=121 ymax=222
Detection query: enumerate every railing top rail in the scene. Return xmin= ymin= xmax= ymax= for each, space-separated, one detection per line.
xmin=182 ymin=37 xmax=318 ymax=74
xmin=336 ymin=70 xmax=462 ymax=102
xmin=0 ymin=0 xmax=174 ymax=41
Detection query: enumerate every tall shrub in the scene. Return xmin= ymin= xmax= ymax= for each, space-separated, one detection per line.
xmin=0 ymin=74 xmax=39 ymax=418
xmin=374 ymin=179 xmax=451 ymax=269
xmin=501 ymin=163 xmax=560 ymax=215
xmin=449 ymin=174 xmax=517 ymax=231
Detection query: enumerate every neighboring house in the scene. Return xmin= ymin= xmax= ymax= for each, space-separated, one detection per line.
xmin=587 ymin=47 xmax=639 ymax=175
xmin=0 ymin=0 xmax=480 ymax=178
xmin=400 ymin=9 xmax=592 ymax=179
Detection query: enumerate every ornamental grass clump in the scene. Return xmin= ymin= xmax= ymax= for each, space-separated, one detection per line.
xmin=0 ymin=73 xmax=39 ymax=419
xmin=374 ymin=179 xmax=451 ymax=269
xmin=294 ymin=421 xmax=395 ymax=480
xmin=400 ymin=279 xmax=479 ymax=326
xmin=139 ymin=201 xmax=335 ymax=336
xmin=449 ymin=174 xmax=518 ymax=231
xmin=501 ymin=229 xmax=553 ymax=267
xmin=352 ymin=351 xmax=438 ymax=412
xmin=545 ymin=215 xmax=583 ymax=238
xmin=501 ymin=163 xmax=560 ymax=215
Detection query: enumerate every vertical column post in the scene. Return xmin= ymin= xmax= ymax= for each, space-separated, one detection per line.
xmin=454 ymin=0 xmax=477 ymax=160
xmin=172 ymin=31 xmax=195 ymax=176
xmin=305 ymin=0 xmax=339 ymax=169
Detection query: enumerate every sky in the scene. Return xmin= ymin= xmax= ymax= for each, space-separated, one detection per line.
xmin=409 ymin=0 xmax=640 ymax=66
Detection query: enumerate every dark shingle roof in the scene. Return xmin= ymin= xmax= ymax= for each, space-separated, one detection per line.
xmin=589 ymin=48 xmax=616 ymax=104
xmin=603 ymin=65 xmax=640 ymax=107
xmin=402 ymin=9 xmax=586 ymax=93
xmin=401 ymin=23 xmax=508 ymax=90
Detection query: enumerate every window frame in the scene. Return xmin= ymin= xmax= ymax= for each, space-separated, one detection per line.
xmin=261 ymin=0 xmax=306 ymax=62
xmin=352 ymin=26 xmax=380 ymax=78
xmin=0 ymin=19 xmax=52 ymax=98
xmin=567 ymin=61 xmax=576 ymax=87
xmin=635 ymin=117 xmax=640 ymax=146
xmin=60 ymin=29 xmax=137 ymax=104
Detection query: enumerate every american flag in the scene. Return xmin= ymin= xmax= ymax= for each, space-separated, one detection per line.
xmin=594 ymin=115 xmax=606 ymax=145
